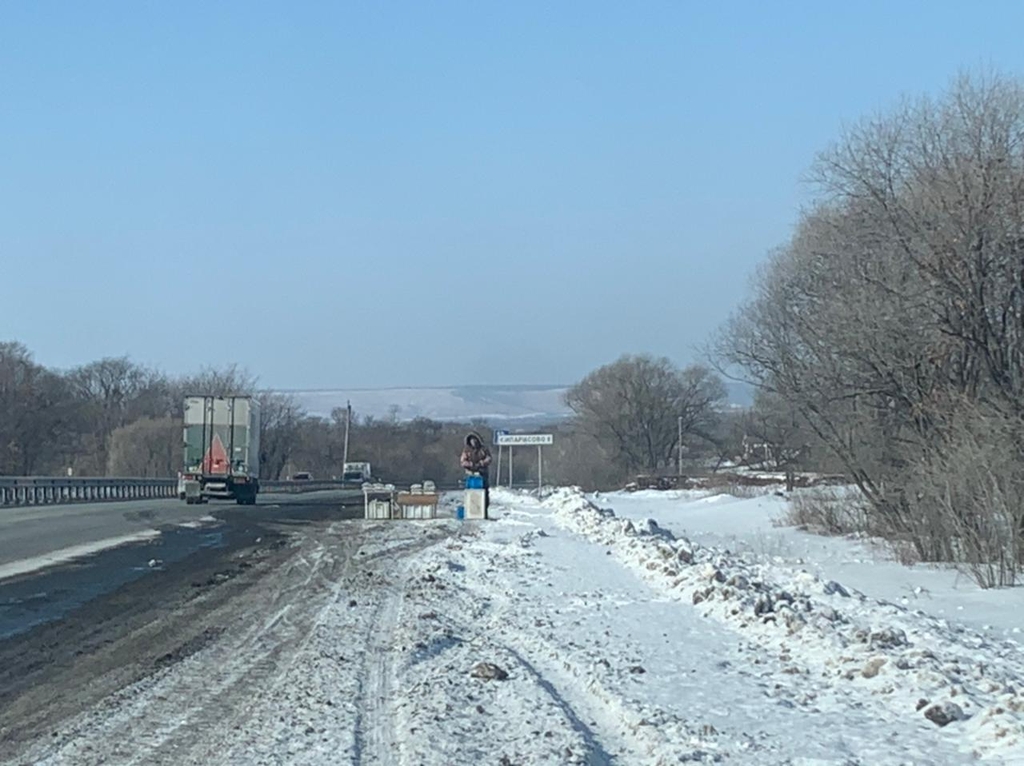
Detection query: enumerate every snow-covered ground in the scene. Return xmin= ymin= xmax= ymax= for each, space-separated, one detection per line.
xmin=600 ymin=488 xmax=1024 ymax=643
xmin=15 ymin=488 xmax=1024 ymax=764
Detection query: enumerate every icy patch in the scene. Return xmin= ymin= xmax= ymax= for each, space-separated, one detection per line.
xmin=176 ymin=517 xmax=221 ymax=529
xmin=0 ymin=531 xmax=162 ymax=582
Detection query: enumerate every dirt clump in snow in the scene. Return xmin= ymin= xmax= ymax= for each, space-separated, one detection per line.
xmin=470 ymin=661 xmax=509 ymax=681
xmin=924 ymin=701 xmax=966 ymax=727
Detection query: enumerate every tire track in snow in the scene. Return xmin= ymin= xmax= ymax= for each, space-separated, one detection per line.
xmin=394 ymin=530 xmax=629 ymax=765
xmin=20 ymin=524 xmax=379 ymax=766
xmin=178 ymin=525 xmax=455 ymax=766
xmin=353 ymin=529 xmax=454 ymax=765
xmin=352 ymin=583 xmax=402 ymax=764
xmin=500 ymin=645 xmax=614 ymax=766
xmin=100 ymin=535 xmax=347 ymax=766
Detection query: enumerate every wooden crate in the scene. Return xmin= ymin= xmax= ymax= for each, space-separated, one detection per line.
xmin=395 ymin=492 xmax=440 ymax=519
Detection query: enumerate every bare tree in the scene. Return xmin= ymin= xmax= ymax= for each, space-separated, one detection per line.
xmin=678 ymin=365 xmax=729 ymax=448
xmin=106 ymin=417 xmax=181 ymax=477
xmin=566 ymin=355 xmax=726 ymax=473
xmin=257 ymin=392 xmax=305 ymax=480
xmin=715 ymin=72 xmax=1024 ymax=582
xmin=544 ymin=420 xmax=628 ymax=489
xmin=0 ymin=342 xmax=81 ymax=475
xmin=741 ymin=390 xmax=811 ymax=490
xmin=174 ymin=365 xmax=258 ymax=414
xmin=68 ymin=357 xmax=169 ymax=473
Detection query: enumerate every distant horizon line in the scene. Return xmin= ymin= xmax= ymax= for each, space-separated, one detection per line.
xmin=271 ymin=383 xmax=573 ymax=393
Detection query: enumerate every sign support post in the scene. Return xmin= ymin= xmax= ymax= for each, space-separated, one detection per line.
xmin=493 ymin=430 xmax=509 ymax=489
xmin=537 ymin=445 xmax=543 ymax=489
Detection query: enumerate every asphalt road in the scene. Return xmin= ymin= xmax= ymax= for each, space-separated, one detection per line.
xmin=0 ymin=492 xmax=389 ymax=761
xmin=0 ymin=489 xmax=364 ymax=571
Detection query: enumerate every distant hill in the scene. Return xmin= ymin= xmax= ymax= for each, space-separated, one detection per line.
xmin=278 ymin=381 xmax=754 ymax=425
xmin=725 ymin=380 xmax=754 ymax=407
xmin=280 ymin=385 xmax=573 ymax=425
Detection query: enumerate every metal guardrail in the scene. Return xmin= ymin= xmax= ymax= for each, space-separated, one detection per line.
xmin=262 ymin=480 xmax=358 ymax=493
xmin=0 ymin=477 xmax=177 ymax=507
xmin=261 ymin=480 xmax=463 ymax=493
xmin=0 ymin=476 xmax=464 ymax=508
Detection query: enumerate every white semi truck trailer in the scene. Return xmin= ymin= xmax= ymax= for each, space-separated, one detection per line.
xmin=182 ymin=395 xmax=261 ymax=505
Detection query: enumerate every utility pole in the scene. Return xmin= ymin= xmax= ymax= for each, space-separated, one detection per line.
xmin=343 ymin=400 xmax=352 ymax=467
xmin=677 ymin=415 xmax=683 ymax=477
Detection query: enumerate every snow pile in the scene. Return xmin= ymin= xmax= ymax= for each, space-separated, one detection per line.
xmin=543 ymin=487 xmax=1024 ymax=761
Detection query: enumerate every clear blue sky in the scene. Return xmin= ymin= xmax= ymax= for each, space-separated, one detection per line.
xmin=2 ymin=2 xmax=1022 ymax=388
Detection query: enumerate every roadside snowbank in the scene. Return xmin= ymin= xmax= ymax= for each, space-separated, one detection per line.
xmin=542 ymin=487 xmax=1024 ymax=761
xmin=604 ymin=488 xmax=1024 ymax=642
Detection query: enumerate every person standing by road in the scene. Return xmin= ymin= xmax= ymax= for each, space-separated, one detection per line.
xmin=460 ymin=431 xmax=492 ymax=511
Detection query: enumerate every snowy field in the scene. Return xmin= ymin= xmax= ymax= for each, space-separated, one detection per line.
xmin=15 ymin=487 xmax=1024 ymax=765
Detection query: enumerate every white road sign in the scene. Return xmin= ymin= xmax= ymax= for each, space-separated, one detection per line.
xmin=496 ymin=433 xmax=553 ymax=446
